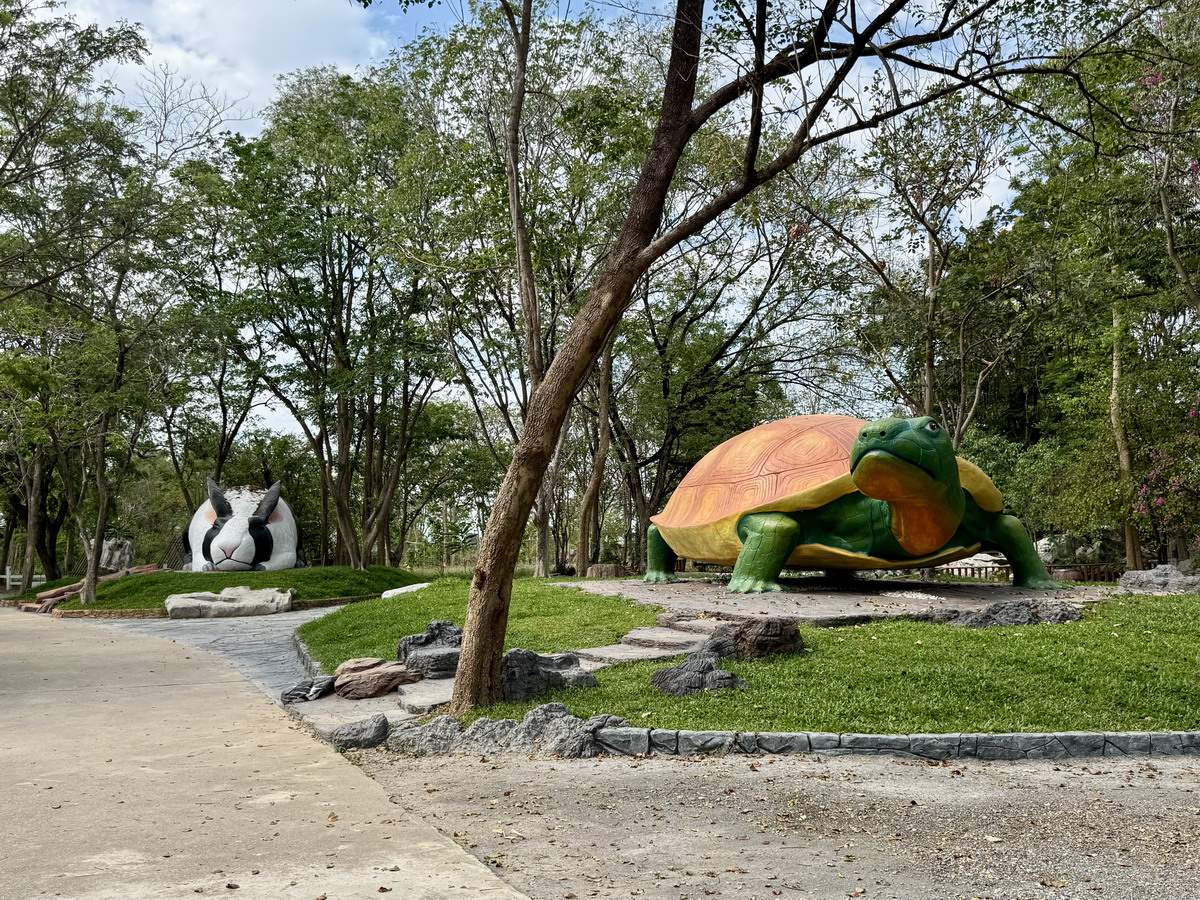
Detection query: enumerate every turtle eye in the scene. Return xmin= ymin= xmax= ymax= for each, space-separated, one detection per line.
xmin=924 ymin=421 xmax=941 ymax=432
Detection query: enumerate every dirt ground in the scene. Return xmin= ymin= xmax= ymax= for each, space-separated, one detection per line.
xmin=352 ymin=750 xmax=1200 ymax=900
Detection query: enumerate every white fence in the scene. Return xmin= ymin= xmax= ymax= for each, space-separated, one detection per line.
xmin=2 ymin=567 xmax=45 ymax=590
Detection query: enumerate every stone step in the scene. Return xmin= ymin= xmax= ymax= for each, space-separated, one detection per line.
xmin=397 ymin=676 xmax=455 ymax=715
xmin=655 ymin=614 xmax=729 ymax=634
xmin=620 ymin=626 xmax=707 ymax=651
xmin=573 ymin=642 xmax=688 ymax=667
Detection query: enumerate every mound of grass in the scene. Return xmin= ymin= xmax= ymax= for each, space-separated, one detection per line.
xmin=51 ymin=566 xmax=421 ymax=610
xmin=476 ymin=594 xmax=1200 ymax=734
xmin=296 ymin=577 xmax=661 ymax=673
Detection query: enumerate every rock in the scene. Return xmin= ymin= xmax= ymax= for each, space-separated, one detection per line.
xmin=1118 ymin=564 xmax=1200 ymax=594
xmin=932 ymin=598 xmax=1082 ymax=627
xmin=501 ymin=649 xmax=597 ymax=701
xmin=586 ymin=564 xmax=627 ymax=578
xmin=384 ymin=704 xmax=627 ymax=758
xmin=651 ymin=652 xmax=747 ymax=697
xmin=319 ymin=713 xmax=389 ymax=750
xmin=333 ymin=661 xmax=423 ymax=699
xmin=387 ymin=715 xmax=464 ymax=755
xmin=335 ymin=657 xmax=389 ymax=676
xmin=280 ymin=676 xmax=335 ymax=703
xmin=164 ymin=586 xmax=294 ymax=618
xmin=698 ymin=633 xmax=739 ymax=658
xmin=711 ymin=617 xmax=804 ymax=658
xmin=397 ymin=620 xmax=463 ymax=679
xmin=381 ymin=582 xmax=432 ymax=599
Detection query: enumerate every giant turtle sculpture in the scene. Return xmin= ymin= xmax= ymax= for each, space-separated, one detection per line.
xmin=645 ymin=414 xmax=1059 ymax=593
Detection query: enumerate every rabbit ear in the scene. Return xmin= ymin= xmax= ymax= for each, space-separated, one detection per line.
xmin=207 ymin=478 xmax=233 ymax=518
xmin=254 ymin=481 xmax=282 ymax=520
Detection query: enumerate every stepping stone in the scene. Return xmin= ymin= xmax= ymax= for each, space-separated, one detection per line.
xmin=573 ymin=643 xmax=689 ymax=667
xmin=397 ymin=676 xmax=456 ymax=714
xmin=655 ymin=614 xmax=731 ymax=634
xmin=620 ymin=626 xmax=707 ymax=652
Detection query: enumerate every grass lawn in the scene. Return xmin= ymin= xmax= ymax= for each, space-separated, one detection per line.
xmin=296 ymin=577 xmax=662 ymax=674
xmin=475 ymin=593 xmax=1200 ymax=734
xmin=37 ymin=566 xmax=423 ymax=610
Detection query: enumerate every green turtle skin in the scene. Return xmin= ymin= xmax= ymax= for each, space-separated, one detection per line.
xmin=645 ymin=416 xmax=1061 ymax=594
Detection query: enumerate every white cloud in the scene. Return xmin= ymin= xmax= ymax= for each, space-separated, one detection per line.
xmin=66 ymin=0 xmax=397 ymax=131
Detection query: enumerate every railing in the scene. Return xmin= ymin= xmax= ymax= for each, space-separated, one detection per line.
xmin=2 ymin=567 xmax=46 ymax=590
xmin=673 ymin=559 xmax=1128 ymax=583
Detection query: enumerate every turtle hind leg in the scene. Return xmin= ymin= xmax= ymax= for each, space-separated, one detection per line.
xmin=729 ymin=513 xmax=801 ymax=594
xmin=644 ymin=524 xmax=679 ymax=583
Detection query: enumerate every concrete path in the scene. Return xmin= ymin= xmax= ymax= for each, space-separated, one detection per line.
xmin=0 ymin=609 xmax=528 ymax=900
xmin=93 ymin=607 xmax=335 ymax=699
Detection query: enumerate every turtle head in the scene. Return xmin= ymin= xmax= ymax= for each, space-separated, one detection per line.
xmin=850 ymin=416 xmax=964 ymax=554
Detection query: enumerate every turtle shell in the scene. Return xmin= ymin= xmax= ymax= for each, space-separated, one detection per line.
xmin=652 ymin=414 xmax=1003 ymax=568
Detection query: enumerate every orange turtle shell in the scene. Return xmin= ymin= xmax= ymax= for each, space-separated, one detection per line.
xmin=651 ymin=414 xmax=1003 ymax=569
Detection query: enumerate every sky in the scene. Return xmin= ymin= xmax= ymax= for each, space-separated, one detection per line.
xmin=65 ymin=0 xmax=461 ymax=132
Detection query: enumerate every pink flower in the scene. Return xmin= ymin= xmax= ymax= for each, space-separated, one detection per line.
xmin=1154 ymin=497 xmax=1164 ymax=506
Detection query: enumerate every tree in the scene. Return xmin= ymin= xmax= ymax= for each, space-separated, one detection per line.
xmin=356 ymin=0 xmax=1168 ymax=710
xmin=219 ymin=68 xmax=444 ymax=569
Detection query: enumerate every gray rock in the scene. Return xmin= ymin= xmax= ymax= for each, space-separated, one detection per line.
xmin=501 ymin=649 xmax=597 ymax=701
xmin=383 ymin=704 xmax=627 ymax=758
xmin=397 ymin=621 xmax=463 ymax=679
xmin=931 ymin=598 xmax=1081 ymax=628
xmin=650 ymin=652 xmax=747 ymax=697
xmin=1119 ymin=564 xmax=1200 ymax=594
xmin=165 ymin=586 xmax=294 ymax=618
xmin=460 ymin=717 xmax=519 ymax=751
xmin=280 ymin=676 xmax=335 ymax=703
xmin=711 ymin=617 xmax=804 ymax=658
xmin=319 ymin=713 xmax=389 ymax=750
xmin=386 ymin=716 xmax=464 ymax=755
xmin=698 ymin=633 xmax=739 ymax=658
xmin=504 ymin=704 xmax=627 ymax=757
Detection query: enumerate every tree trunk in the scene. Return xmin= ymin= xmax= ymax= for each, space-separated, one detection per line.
xmin=20 ymin=446 xmax=44 ymax=593
xmin=1110 ymin=307 xmax=1145 ymax=571
xmin=578 ymin=345 xmax=613 ymax=574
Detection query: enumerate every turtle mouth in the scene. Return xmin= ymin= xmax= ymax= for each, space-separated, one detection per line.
xmin=850 ymin=447 xmax=937 ymax=482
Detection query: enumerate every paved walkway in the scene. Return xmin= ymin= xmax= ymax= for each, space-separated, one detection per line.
xmin=94 ymin=607 xmax=335 ymax=699
xmin=0 ymin=609 xmax=528 ymax=900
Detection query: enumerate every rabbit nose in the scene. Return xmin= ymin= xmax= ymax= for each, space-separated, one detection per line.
xmin=221 ymin=544 xmax=239 ymax=556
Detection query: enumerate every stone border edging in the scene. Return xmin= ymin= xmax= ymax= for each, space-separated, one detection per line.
xmin=590 ymin=726 xmax=1200 ymax=760
xmin=291 ymin=632 xmax=324 ymax=678
xmin=53 ymin=607 xmax=168 ymax=619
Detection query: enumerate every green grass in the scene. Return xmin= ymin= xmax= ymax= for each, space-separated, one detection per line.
xmin=296 ymin=577 xmax=661 ymax=673
xmin=44 ymin=566 xmax=422 ymax=610
xmin=475 ymin=594 xmax=1200 ymax=734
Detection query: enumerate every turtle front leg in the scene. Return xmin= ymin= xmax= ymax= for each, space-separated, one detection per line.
xmin=729 ymin=513 xmax=801 ymax=593
xmin=644 ymin=524 xmax=679 ymax=583
xmin=989 ymin=514 xmax=1063 ymax=591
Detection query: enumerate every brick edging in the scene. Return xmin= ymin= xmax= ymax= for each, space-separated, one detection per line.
xmin=52 ymin=607 xmax=168 ymax=619
xmin=590 ymin=727 xmax=1200 ymax=760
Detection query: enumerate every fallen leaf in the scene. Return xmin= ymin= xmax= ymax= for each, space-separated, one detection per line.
xmin=378 ymin=889 xmax=392 ymax=894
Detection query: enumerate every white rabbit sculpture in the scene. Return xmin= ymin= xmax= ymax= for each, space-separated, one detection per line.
xmin=184 ymin=479 xmax=303 ymax=572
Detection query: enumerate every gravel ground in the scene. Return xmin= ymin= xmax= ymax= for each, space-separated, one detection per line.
xmin=353 ymin=750 xmax=1200 ymax=900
